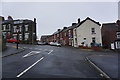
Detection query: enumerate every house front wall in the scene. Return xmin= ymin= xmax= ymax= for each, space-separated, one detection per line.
xmin=75 ymin=19 xmax=102 ymax=47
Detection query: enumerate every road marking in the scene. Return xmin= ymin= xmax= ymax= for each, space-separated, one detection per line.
xmin=23 ymin=51 xmax=40 ymax=58
xmin=16 ymin=57 xmax=44 ymax=77
xmin=48 ymin=50 xmax=53 ymax=54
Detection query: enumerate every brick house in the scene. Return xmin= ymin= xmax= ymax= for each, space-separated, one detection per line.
xmin=40 ymin=35 xmax=51 ymax=43
xmin=59 ymin=27 xmax=68 ymax=45
xmin=63 ymin=18 xmax=81 ymax=46
xmin=2 ymin=16 xmax=37 ymax=44
xmin=101 ymin=20 xmax=120 ymax=50
xmin=52 ymin=29 xmax=61 ymax=43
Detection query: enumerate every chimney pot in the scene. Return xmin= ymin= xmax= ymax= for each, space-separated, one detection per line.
xmin=78 ymin=18 xmax=80 ymax=23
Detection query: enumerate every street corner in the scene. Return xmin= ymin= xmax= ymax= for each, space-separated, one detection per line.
xmin=86 ymin=54 xmax=118 ymax=79
xmin=2 ymin=46 xmax=25 ymax=58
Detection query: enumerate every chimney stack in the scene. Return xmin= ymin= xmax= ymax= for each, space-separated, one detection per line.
xmin=57 ymin=29 xmax=61 ymax=31
xmin=63 ymin=27 xmax=67 ymax=29
xmin=72 ymin=23 xmax=76 ymax=26
xmin=78 ymin=18 xmax=80 ymax=23
xmin=116 ymin=20 xmax=120 ymax=26
xmin=34 ymin=18 xmax=36 ymax=23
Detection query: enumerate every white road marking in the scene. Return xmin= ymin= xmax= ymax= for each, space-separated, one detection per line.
xmin=16 ymin=57 xmax=44 ymax=77
xmin=23 ymin=51 xmax=40 ymax=58
xmin=48 ymin=50 xmax=53 ymax=54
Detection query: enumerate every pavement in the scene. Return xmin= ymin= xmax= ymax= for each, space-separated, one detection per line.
xmin=2 ymin=43 xmax=119 ymax=80
xmin=2 ymin=45 xmax=24 ymax=58
xmin=86 ymin=53 xmax=119 ymax=79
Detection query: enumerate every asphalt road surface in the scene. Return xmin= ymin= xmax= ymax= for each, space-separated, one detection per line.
xmin=2 ymin=43 xmax=106 ymax=79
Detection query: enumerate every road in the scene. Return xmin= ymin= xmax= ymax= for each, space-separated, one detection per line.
xmin=2 ymin=43 xmax=111 ymax=79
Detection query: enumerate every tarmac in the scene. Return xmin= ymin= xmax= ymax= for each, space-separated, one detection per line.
xmin=86 ymin=53 xmax=119 ymax=80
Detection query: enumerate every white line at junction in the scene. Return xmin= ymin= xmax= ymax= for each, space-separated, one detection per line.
xmin=48 ymin=50 xmax=53 ymax=54
xmin=23 ymin=51 xmax=40 ymax=58
xmin=16 ymin=57 xmax=44 ymax=77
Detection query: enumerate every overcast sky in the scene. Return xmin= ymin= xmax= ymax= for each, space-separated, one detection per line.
xmin=1 ymin=2 xmax=118 ymax=40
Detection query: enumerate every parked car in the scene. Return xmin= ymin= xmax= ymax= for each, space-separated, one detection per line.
xmin=49 ymin=42 xmax=61 ymax=47
xmin=7 ymin=38 xmax=20 ymax=43
xmin=37 ymin=42 xmax=48 ymax=45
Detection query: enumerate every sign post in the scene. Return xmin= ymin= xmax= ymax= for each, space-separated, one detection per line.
xmin=16 ymin=26 xmax=19 ymax=49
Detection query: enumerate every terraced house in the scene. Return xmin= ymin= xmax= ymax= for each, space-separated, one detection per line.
xmin=101 ymin=20 xmax=120 ymax=50
xmin=2 ymin=16 xmax=37 ymax=44
xmin=73 ymin=17 xmax=102 ymax=47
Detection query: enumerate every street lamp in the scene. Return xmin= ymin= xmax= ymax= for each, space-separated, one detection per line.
xmin=16 ymin=26 xmax=19 ymax=49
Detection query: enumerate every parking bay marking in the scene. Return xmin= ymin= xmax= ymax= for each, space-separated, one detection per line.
xmin=23 ymin=51 xmax=40 ymax=58
xmin=16 ymin=57 xmax=44 ymax=77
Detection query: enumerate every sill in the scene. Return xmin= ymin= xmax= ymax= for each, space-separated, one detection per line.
xmin=91 ymin=33 xmax=96 ymax=34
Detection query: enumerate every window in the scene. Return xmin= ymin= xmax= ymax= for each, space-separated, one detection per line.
xmin=25 ymin=25 xmax=28 ymax=31
xmin=25 ymin=33 xmax=29 ymax=40
xmin=13 ymin=26 xmax=16 ymax=32
xmin=69 ymin=30 xmax=71 ymax=36
xmin=14 ymin=36 xmax=17 ymax=39
xmin=57 ymin=34 xmax=59 ymax=37
xmin=92 ymin=37 xmax=96 ymax=43
xmin=74 ymin=29 xmax=77 ymax=36
xmin=3 ymin=25 xmax=6 ymax=30
xmin=8 ymin=24 xmax=11 ymax=30
xmin=91 ymin=28 xmax=95 ymax=34
xmin=19 ymin=34 xmax=22 ymax=40
xmin=2 ymin=32 xmax=6 ymax=39
xmin=83 ymin=38 xmax=86 ymax=42
xmin=64 ymin=33 xmax=66 ymax=37
xmin=116 ymin=41 xmax=120 ymax=49
xmin=75 ymin=38 xmax=77 ymax=44
xmin=19 ymin=26 xmax=22 ymax=32
xmin=117 ymin=32 xmax=120 ymax=38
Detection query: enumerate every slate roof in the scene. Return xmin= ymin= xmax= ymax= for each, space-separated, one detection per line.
xmin=102 ymin=23 xmax=120 ymax=31
xmin=62 ymin=17 xmax=101 ymax=32
xmin=2 ymin=19 xmax=34 ymax=25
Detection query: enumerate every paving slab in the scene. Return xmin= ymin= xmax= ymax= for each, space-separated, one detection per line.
xmin=2 ymin=46 xmax=24 ymax=57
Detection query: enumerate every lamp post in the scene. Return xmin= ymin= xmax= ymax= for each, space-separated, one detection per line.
xmin=16 ymin=26 xmax=19 ymax=49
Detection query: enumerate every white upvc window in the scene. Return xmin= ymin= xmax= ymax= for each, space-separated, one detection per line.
xmin=25 ymin=25 xmax=28 ymax=31
xmin=92 ymin=37 xmax=96 ymax=43
xmin=74 ymin=29 xmax=77 ymax=36
xmin=117 ymin=32 xmax=120 ymax=39
xmin=8 ymin=24 xmax=11 ymax=31
xmin=91 ymin=28 xmax=95 ymax=34
xmin=3 ymin=25 xmax=6 ymax=30
xmin=64 ymin=33 xmax=66 ymax=37
xmin=69 ymin=30 xmax=71 ymax=36
xmin=57 ymin=34 xmax=59 ymax=37
xmin=13 ymin=26 xmax=17 ymax=32
xmin=115 ymin=41 xmax=120 ymax=49
xmin=13 ymin=34 xmax=17 ymax=39
xmin=2 ymin=32 xmax=6 ymax=38
xmin=19 ymin=25 xmax=22 ymax=32
xmin=19 ymin=34 xmax=22 ymax=40
xmin=25 ymin=33 xmax=29 ymax=40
